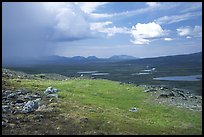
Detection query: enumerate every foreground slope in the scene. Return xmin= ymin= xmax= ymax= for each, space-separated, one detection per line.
xmin=2 ymin=69 xmax=202 ymax=135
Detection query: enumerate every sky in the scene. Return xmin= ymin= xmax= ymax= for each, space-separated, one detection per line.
xmin=2 ymin=2 xmax=202 ymax=62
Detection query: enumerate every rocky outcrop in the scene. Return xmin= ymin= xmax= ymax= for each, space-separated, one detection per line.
xmin=142 ymin=85 xmax=202 ymax=111
xmin=2 ymin=86 xmax=60 ymax=129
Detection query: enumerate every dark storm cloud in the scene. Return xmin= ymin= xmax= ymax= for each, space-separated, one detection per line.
xmin=2 ymin=2 xmax=94 ymax=65
xmin=2 ymin=2 xmax=53 ymax=64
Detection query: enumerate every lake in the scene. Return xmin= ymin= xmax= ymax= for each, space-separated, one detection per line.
xmin=131 ymin=73 xmax=150 ymax=75
xmin=77 ymin=71 xmax=98 ymax=74
xmin=92 ymin=73 xmax=109 ymax=76
xmin=153 ymin=75 xmax=202 ymax=81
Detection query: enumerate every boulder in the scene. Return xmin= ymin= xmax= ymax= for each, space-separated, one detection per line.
xmin=44 ymin=87 xmax=58 ymax=94
xmin=21 ymin=100 xmax=39 ymax=113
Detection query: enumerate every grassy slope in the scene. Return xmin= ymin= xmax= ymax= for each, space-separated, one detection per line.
xmin=6 ymin=77 xmax=202 ymax=135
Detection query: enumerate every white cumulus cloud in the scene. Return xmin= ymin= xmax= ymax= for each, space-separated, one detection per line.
xmin=130 ymin=22 xmax=167 ymax=45
xmin=177 ymin=26 xmax=202 ymax=38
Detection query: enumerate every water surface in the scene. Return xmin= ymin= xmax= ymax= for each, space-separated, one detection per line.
xmin=153 ymin=75 xmax=202 ymax=81
xmin=77 ymin=71 xmax=98 ymax=74
xmin=92 ymin=73 xmax=109 ymax=76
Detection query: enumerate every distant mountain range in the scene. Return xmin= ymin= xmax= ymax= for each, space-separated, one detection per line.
xmin=28 ymin=55 xmax=139 ymax=65
xmin=3 ymin=52 xmax=202 ymax=67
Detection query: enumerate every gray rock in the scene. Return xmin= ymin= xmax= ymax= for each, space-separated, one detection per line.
xmin=3 ymin=90 xmax=12 ymax=97
xmin=7 ymin=93 xmax=16 ymax=99
xmin=80 ymin=118 xmax=88 ymax=123
xmin=160 ymin=87 xmax=164 ymax=90
xmin=178 ymin=92 xmax=186 ymax=98
xmin=23 ymin=94 xmax=33 ymax=100
xmin=158 ymin=94 xmax=169 ymax=98
xmin=144 ymin=89 xmax=157 ymax=92
xmin=168 ymin=92 xmax=175 ymax=97
xmin=16 ymin=90 xmax=27 ymax=95
xmin=32 ymin=94 xmax=41 ymax=98
xmin=21 ymin=100 xmax=39 ymax=113
xmin=44 ymin=87 xmax=58 ymax=94
xmin=129 ymin=107 xmax=138 ymax=112
xmin=190 ymin=96 xmax=197 ymax=99
xmin=15 ymin=99 xmax=25 ymax=104
xmin=2 ymin=105 xmax=9 ymax=113
xmin=2 ymin=121 xmax=7 ymax=127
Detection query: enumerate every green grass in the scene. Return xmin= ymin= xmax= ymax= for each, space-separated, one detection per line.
xmin=6 ymin=77 xmax=202 ymax=135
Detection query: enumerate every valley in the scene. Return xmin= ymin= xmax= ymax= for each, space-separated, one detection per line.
xmin=5 ymin=52 xmax=202 ymax=95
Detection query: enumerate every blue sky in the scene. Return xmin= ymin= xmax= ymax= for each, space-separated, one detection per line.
xmin=2 ymin=2 xmax=202 ymax=61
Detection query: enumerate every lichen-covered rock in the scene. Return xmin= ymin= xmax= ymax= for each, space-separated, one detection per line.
xmin=21 ymin=100 xmax=39 ymax=113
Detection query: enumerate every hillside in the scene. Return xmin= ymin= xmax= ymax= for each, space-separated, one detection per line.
xmin=122 ymin=52 xmax=202 ymax=68
xmin=2 ymin=69 xmax=202 ymax=135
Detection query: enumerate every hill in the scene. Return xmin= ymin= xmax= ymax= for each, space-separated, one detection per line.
xmin=122 ymin=52 xmax=202 ymax=68
xmin=2 ymin=68 xmax=202 ymax=135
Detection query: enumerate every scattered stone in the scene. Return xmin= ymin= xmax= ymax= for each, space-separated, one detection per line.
xmin=2 ymin=121 xmax=7 ymax=127
xmin=49 ymin=98 xmax=55 ymax=103
xmin=7 ymin=93 xmax=16 ymax=99
xmin=16 ymin=79 xmax=21 ymax=82
xmin=168 ymin=92 xmax=175 ymax=97
xmin=178 ymin=92 xmax=186 ymax=98
xmin=2 ymin=105 xmax=9 ymax=113
xmin=160 ymin=87 xmax=164 ymax=90
xmin=129 ymin=107 xmax=138 ymax=112
xmin=186 ymin=92 xmax=190 ymax=94
xmin=158 ymin=94 xmax=169 ymax=98
xmin=36 ymin=105 xmax=54 ymax=112
xmin=15 ymin=99 xmax=25 ymax=104
xmin=190 ymin=96 xmax=197 ymax=99
xmin=8 ymin=123 xmax=16 ymax=129
xmin=80 ymin=118 xmax=88 ymax=124
xmin=32 ymin=94 xmax=41 ymax=98
xmin=46 ymin=94 xmax=58 ymax=98
xmin=24 ymin=94 xmax=33 ymax=100
xmin=144 ymin=89 xmax=157 ymax=92
xmin=34 ymin=114 xmax=44 ymax=119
